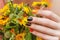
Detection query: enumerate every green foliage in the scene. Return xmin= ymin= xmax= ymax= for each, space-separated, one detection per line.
xmin=1 ymin=0 xmax=36 ymax=40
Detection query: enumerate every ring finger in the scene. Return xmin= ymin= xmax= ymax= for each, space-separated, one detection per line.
xmin=26 ymin=23 xmax=60 ymax=36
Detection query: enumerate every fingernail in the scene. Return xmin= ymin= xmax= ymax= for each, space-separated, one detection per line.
xmin=30 ymin=28 xmax=34 ymax=32
xmin=26 ymin=22 xmax=31 ymax=26
xmin=27 ymin=17 xmax=33 ymax=21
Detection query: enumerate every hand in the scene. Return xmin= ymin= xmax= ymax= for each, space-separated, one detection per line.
xmin=26 ymin=10 xmax=60 ymax=40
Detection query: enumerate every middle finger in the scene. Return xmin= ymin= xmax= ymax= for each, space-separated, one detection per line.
xmin=27 ymin=17 xmax=60 ymax=29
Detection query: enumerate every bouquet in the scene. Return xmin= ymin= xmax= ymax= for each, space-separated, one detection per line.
xmin=0 ymin=0 xmax=51 ymax=40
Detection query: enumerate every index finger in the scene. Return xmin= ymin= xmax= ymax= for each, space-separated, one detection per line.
xmin=37 ymin=10 xmax=60 ymax=22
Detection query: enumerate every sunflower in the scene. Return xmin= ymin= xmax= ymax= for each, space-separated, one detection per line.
xmin=13 ymin=4 xmax=18 ymax=8
xmin=0 ymin=4 xmax=9 ymax=13
xmin=32 ymin=2 xmax=41 ymax=7
xmin=23 ymin=6 xmax=31 ymax=14
xmin=18 ymin=16 xmax=27 ymax=26
xmin=18 ymin=2 xmax=24 ymax=9
xmin=32 ymin=0 xmax=51 ymax=8
xmin=0 ymin=17 xmax=9 ymax=25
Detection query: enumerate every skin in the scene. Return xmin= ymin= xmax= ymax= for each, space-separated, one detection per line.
xmin=0 ymin=35 xmax=3 ymax=40
xmin=28 ymin=10 xmax=60 ymax=40
xmin=27 ymin=0 xmax=60 ymax=40
xmin=0 ymin=0 xmax=60 ymax=40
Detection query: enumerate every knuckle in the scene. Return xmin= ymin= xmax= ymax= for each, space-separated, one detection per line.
xmin=45 ymin=11 xmax=53 ymax=17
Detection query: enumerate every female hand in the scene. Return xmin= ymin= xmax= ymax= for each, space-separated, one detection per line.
xmin=26 ymin=10 xmax=60 ymax=40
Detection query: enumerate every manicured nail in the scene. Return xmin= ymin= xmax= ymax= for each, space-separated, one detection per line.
xmin=26 ymin=22 xmax=31 ymax=26
xmin=30 ymin=28 xmax=34 ymax=32
xmin=27 ymin=17 xmax=33 ymax=21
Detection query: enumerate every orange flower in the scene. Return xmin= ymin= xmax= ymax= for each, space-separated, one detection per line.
xmin=10 ymin=28 xmax=15 ymax=34
xmin=32 ymin=9 xmax=38 ymax=14
xmin=15 ymin=32 xmax=25 ymax=40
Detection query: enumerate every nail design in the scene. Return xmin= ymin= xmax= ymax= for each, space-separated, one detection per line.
xmin=30 ymin=28 xmax=34 ymax=32
xmin=26 ymin=22 xmax=31 ymax=26
xmin=27 ymin=17 xmax=33 ymax=21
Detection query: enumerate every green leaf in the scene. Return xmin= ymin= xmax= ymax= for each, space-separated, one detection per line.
xmin=25 ymin=27 xmax=32 ymax=40
xmin=9 ymin=34 xmax=15 ymax=40
xmin=14 ymin=7 xmax=19 ymax=15
xmin=18 ymin=10 xmax=24 ymax=19
xmin=25 ymin=32 xmax=32 ymax=40
xmin=31 ymin=34 xmax=36 ymax=40
xmin=25 ymin=27 xmax=36 ymax=40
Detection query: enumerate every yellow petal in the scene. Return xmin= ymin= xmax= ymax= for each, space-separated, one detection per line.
xmin=32 ymin=2 xmax=41 ymax=7
xmin=13 ymin=4 xmax=18 ymax=8
xmin=23 ymin=7 xmax=30 ymax=14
